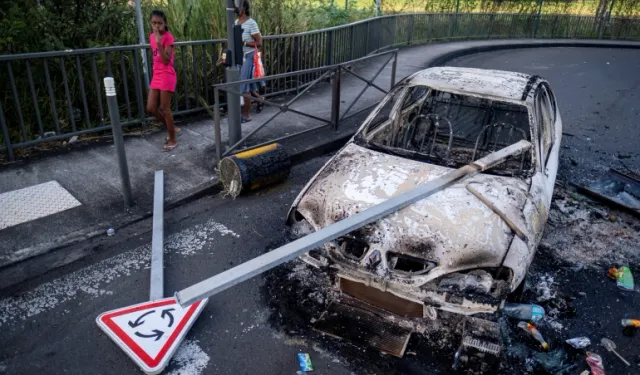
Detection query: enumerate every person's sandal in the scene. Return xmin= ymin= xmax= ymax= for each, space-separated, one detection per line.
xmin=241 ymin=116 xmax=252 ymax=123
xmin=256 ymin=100 xmax=264 ymax=113
xmin=163 ymin=143 xmax=178 ymax=152
xmin=164 ymin=129 xmax=182 ymax=144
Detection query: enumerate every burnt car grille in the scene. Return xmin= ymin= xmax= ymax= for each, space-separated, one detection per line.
xmin=339 ymin=278 xmax=423 ymax=318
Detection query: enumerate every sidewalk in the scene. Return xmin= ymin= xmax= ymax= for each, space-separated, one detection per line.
xmin=1 ymin=38 xmax=639 ymax=288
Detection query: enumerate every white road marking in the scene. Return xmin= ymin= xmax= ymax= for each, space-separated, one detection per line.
xmin=166 ymin=340 xmax=211 ymax=375
xmin=0 ymin=219 xmax=238 ymax=325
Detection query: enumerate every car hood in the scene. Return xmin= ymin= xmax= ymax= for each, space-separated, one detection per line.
xmin=293 ymin=142 xmax=531 ymax=277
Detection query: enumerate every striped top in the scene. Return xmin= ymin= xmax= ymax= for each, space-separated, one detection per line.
xmin=235 ymin=18 xmax=260 ymax=54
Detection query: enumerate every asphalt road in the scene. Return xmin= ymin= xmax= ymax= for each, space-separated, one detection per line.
xmin=1 ymin=47 xmax=639 ymax=375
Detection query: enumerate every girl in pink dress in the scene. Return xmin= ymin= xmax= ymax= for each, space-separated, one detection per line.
xmin=147 ymin=10 xmax=179 ymax=152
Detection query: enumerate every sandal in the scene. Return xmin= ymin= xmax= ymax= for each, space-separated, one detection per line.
xmin=164 ymin=128 xmax=182 ymax=144
xmin=241 ymin=116 xmax=252 ymax=123
xmin=163 ymin=143 xmax=178 ymax=152
xmin=256 ymin=100 xmax=264 ymax=113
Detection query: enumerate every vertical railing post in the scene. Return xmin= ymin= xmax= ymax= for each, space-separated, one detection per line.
xmin=0 ymin=100 xmax=14 ymax=161
xmin=326 ymin=30 xmax=334 ymax=66
xmin=534 ymin=0 xmax=544 ymax=37
xmin=350 ymin=25 xmax=356 ymax=60
xmin=366 ymin=21 xmax=371 ymax=54
xmin=104 ymin=77 xmax=133 ymax=207
xmin=331 ymin=67 xmax=341 ymax=131
xmin=294 ymin=36 xmax=301 ymax=94
xmin=213 ymin=87 xmax=222 ymax=162
xmin=408 ymin=15 xmax=415 ymax=45
xmin=391 ymin=51 xmax=398 ymax=89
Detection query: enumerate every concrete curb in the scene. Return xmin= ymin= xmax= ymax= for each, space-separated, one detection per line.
xmin=3 ymin=38 xmax=639 ymax=290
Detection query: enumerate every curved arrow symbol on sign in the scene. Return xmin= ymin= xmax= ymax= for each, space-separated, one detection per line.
xmin=161 ymin=308 xmax=175 ymax=327
xmin=135 ymin=329 xmax=164 ymax=341
xmin=128 ymin=310 xmax=155 ymax=328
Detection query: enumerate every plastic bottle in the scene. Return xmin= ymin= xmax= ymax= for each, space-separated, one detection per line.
xmin=502 ymin=303 xmax=545 ymax=321
xmin=518 ymin=321 xmax=549 ymax=350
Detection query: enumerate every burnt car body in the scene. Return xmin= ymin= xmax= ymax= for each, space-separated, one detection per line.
xmin=286 ymin=67 xmax=561 ymax=363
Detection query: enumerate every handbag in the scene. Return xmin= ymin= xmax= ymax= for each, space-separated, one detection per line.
xmin=253 ymin=46 xmax=265 ymax=79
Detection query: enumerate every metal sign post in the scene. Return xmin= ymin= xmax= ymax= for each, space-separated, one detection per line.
xmin=135 ymin=0 xmax=150 ymax=88
xmin=150 ymin=170 xmax=164 ymax=301
xmin=96 ymin=170 xmax=208 ymax=374
xmin=225 ymin=0 xmax=242 ymax=145
xmin=175 ymin=141 xmax=532 ymax=307
xmin=104 ymin=77 xmax=133 ymax=207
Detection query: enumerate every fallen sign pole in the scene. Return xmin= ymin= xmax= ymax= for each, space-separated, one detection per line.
xmin=175 ymin=140 xmax=532 ymax=307
xmin=97 ymin=171 xmax=208 ymax=375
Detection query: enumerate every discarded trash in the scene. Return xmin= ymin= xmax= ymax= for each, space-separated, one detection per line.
xmin=518 ymin=321 xmax=549 ymax=351
xmin=586 ymin=352 xmax=606 ymax=375
xmin=621 ymin=319 xmax=640 ymax=328
xmin=69 ymin=135 xmax=79 ymax=144
xmin=502 ymin=303 xmax=545 ymax=321
xmin=622 ymin=319 xmax=640 ymax=336
xmin=297 ymin=353 xmax=313 ymax=372
xmin=580 ymin=370 xmax=590 ymax=375
xmin=107 ymin=228 xmax=115 ymax=236
xmin=607 ymin=266 xmax=635 ymax=291
xmin=600 ymin=338 xmax=630 ymax=366
xmin=544 ymin=292 xmax=577 ymax=318
xmin=566 ymin=337 xmax=591 ymax=349
xmin=574 ymin=168 xmax=640 ymax=218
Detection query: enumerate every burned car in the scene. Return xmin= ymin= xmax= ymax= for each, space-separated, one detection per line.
xmin=286 ymin=67 xmax=561 ymax=368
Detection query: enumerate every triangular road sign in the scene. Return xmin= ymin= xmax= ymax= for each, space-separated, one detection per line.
xmin=96 ymin=297 xmax=208 ymax=374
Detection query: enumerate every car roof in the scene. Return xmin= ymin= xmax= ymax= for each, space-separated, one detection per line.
xmin=408 ymin=67 xmax=538 ymax=103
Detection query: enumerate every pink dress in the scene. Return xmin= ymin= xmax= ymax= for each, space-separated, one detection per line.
xmin=149 ymin=32 xmax=176 ymax=92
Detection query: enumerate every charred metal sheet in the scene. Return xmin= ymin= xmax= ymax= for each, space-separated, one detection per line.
xmin=339 ymin=277 xmax=423 ymax=318
xmin=313 ymin=300 xmax=413 ymax=358
xmin=466 ymin=184 xmax=528 ymax=242
xmin=575 ymin=169 xmax=640 ymax=218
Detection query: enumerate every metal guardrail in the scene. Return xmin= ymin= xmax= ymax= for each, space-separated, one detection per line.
xmin=212 ymin=50 xmax=398 ymax=161
xmin=1 ymin=12 xmax=640 ymax=161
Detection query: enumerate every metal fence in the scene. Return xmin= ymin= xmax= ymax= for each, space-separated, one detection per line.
xmin=2 ymin=12 xmax=640 ymax=161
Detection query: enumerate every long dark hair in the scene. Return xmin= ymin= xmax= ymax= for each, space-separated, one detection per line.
xmin=241 ymin=0 xmax=250 ymax=17
xmin=151 ymin=9 xmax=169 ymax=32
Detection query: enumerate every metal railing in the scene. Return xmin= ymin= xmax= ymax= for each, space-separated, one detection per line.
xmin=212 ymin=50 xmax=398 ymax=161
xmin=1 ymin=12 xmax=640 ymax=161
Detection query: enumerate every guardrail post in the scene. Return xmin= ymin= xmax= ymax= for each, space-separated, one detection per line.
xmin=104 ymin=77 xmax=133 ymax=207
xmin=408 ymin=15 xmax=415 ymax=45
xmin=391 ymin=52 xmax=398 ymax=89
xmin=365 ymin=21 xmax=371 ymax=54
xmin=294 ymin=36 xmax=301 ymax=94
xmin=213 ymin=87 xmax=223 ymax=162
xmin=534 ymin=0 xmax=544 ymax=37
xmin=350 ymin=25 xmax=356 ymax=59
xmin=331 ymin=67 xmax=341 ymax=131
xmin=326 ymin=30 xmax=333 ymax=66
xmin=0 ymin=100 xmax=14 ymax=162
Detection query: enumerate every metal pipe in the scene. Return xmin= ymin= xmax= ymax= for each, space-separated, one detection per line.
xmin=150 ymin=170 xmax=164 ymax=301
xmin=0 ymin=100 xmax=14 ymax=161
xmin=135 ymin=0 xmax=150 ymax=88
xmin=104 ymin=77 xmax=133 ymax=207
xmin=175 ymin=140 xmax=532 ymax=307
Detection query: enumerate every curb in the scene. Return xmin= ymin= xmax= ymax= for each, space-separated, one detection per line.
xmin=3 ymin=38 xmax=639 ymax=290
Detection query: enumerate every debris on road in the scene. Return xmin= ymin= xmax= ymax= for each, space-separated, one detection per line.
xmin=586 ymin=352 xmax=606 ymax=375
xmin=600 ymin=338 xmax=630 ymax=367
xmin=517 ymin=322 xmax=549 ymax=351
xmin=107 ymin=228 xmax=115 ymax=236
xmin=297 ymin=353 xmax=314 ymax=372
xmin=622 ymin=319 xmax=640 ymax=336
xmin=573 ymin=168 xmax=640 ymax=218
xmin=502 ymin=303 xmax=545 ymax=322
xmin=219 ymin=143 xmax=291 ymax=198
xmin=607 ymin=266 xmax=635 ymax=291
xmin=566 ymin=337 xmax=591 ymax=349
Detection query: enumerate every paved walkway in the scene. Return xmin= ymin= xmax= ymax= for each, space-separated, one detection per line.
xmin=1 ymin=38 xmax=639 ymax=288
